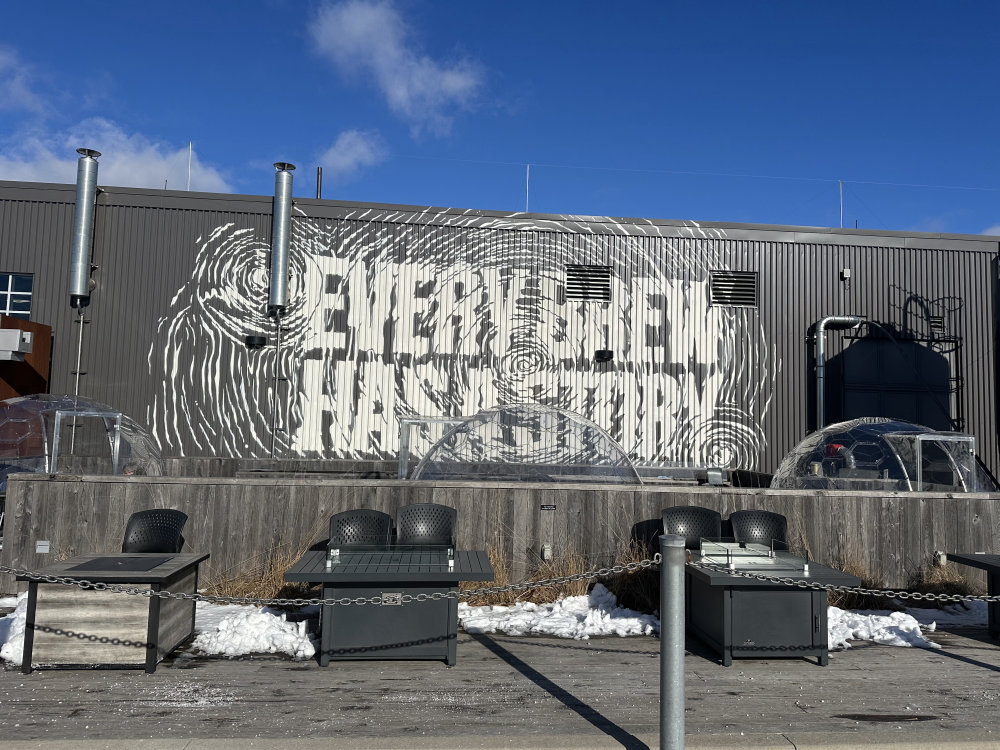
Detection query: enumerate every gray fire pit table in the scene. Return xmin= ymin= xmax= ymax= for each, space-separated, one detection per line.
xmin=947 ymin=552 xmax=1000 ymax=638
xmin=687 ymin=543 xmax=859 ymax=667
xmin=17 ymin=552 xmax=209 ymax=674
xmin=285 ymin=547 xmax=494 ymax=666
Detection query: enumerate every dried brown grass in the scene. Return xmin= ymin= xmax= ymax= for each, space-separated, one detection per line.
xmin=460 ymin=544 xmax=593 ymax=607
xmin=201 ymin=542 xmax=319 ymax=605
xmin=826 ymin=557 xmax=901 ymax=611
xmin=594 ymin=540 xmax=660 ymax=613
xmin=908 ymin=557 xmax=984 ymax=608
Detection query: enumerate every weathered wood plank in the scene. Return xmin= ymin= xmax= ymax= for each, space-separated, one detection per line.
xmin=30 ymin=584 xmax=151 ymax=666
xmin=4 ymin=475 xmax=1000 ymax=593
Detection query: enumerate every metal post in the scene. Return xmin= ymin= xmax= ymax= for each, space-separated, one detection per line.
xmin=70 ymin=307 xmax=87 ymax=454
xmin=815 ymin=315 xmax=863 ymax=429
xmin=660 ymin=533 xmax=685 ymax=750
xmin=269 ymin=310 xmax=283 ymax=459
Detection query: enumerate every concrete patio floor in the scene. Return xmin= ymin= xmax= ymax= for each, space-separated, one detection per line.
xmin=1 ymin=625 xmax=999 ymax=749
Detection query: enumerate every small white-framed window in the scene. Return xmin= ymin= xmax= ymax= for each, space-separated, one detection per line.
xmin=0 ymin=273 xmax=33 ymax=319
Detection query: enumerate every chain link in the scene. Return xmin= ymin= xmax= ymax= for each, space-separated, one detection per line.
xmin=688 ymin=559 xmax=1000 ymax=604
xmin=4 ymin=556 xmax=1000 ymax=608
xmin=0 ymin=556 xmax=663 ymax=608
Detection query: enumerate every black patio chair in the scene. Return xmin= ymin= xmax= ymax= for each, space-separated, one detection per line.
xmin=396 ymin=503 xmax=457 ymax=547
xmin=121 ymin=508 xmax=188 ymax=553
xmin=329 ymin=508 xmax=393 ymax=548
xmin=729 ymin=509 xmax=788 ymax=548
xmin=661 ymin=505 xmax=723 ymax=550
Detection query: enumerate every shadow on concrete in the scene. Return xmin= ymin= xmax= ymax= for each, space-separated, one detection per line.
xmin=471 ymin=633 xmax=651 ymax=749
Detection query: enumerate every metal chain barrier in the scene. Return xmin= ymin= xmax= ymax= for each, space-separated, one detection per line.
xmin=0 ymin=557 xmax=662 ymax=608
xmin=4 ymin=556 xmax=1000 ymax=607
xmin=687 ymin=558 xmax=1000 ymax=604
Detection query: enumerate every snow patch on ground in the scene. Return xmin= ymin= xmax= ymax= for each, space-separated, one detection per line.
xmin=458 ymin=583 xmax=659 ymax=639
xmin=0 ymin=593 xmax=27 ymax=665
xmin=190 ymin=606 xmax=316 ymax=659
xmin=828 ymin=606 xmax=940 ymax=650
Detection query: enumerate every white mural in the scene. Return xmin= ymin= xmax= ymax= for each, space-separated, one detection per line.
xmin=148 ymin=207 xmax=778 ymax=469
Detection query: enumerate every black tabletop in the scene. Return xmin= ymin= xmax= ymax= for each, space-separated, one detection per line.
xmin=16 ymin=552 xmax=210 ymax=584
xmin=284 ymin=549 xmax=494 ymax=583
xmin=687 ymin=553 xmax=860 ymax=588
xmin=948 ymin=553 xmax=1000 ymax=573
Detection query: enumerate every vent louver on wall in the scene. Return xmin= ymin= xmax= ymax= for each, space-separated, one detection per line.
xmin=709 ymin=270 xmax=758 ymax=307
xmin=565 ymin=265 xmax=612 ymax=301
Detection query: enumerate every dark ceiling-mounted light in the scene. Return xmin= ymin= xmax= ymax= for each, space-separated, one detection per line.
xmin=244 ymin=334 xmax=268 ymax=350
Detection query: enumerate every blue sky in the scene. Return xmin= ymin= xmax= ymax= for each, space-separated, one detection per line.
xmin=1 ymin=0 xmax=998 ymax=235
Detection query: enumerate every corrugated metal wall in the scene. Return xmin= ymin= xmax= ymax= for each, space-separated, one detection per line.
xmin=1 ymin=180 xmax=996 ymax=477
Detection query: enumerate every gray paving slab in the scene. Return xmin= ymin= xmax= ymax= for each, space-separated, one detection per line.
xmin=0 ymin=625 xmax=999 ymax=749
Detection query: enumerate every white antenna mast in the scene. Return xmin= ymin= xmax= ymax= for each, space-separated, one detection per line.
xmin=187 ymin=141 xmax=193 ymax=191
xmin=839 ymin=180 xmax=843 ymax=228
xmin=525 ymin=163 xmax=530 ymax=212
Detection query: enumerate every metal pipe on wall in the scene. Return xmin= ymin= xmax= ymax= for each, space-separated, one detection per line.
xmin=268 ymin=163 xmax=294 ymax=458
xmin=815 ymin=315 xmax=864 ymax=428
xmin=268 ymin=162 xmax=294 ymax=315
xmin=69 ymin=148 xmax=101 ymax=309
xmin=69 ymin=148 xmax=101 ymax=453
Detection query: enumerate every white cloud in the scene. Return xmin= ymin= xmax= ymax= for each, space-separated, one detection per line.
xmin=0 ymin=46 xmax=47 ymax=114
xmin=309 ymin=0 xmax=484 ymax=136
xmin=0 ymin=118 xmax=233 ymax=193
xmin=983 ymin=224 xmax=1000 ymax=236
xmin=316 ymin=129 xmax=388 ymax=184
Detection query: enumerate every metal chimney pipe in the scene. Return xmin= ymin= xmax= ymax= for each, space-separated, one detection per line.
xmin=69 ymin=148 xmax=101 ymax=308
xmin=815 ymin=315 xmax=864 ymax=428
xmin=316 ymin=166 xmax=323 ymax=200
xmin=268 ymin=162 xmax=295 ymax=316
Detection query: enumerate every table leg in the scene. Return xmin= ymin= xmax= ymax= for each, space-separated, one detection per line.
xmin=446 ymin=590 xmax=458 ymax=667
xmin=319 ymin=590 xmax=333 ymax=667
xmin=21 ymin=582 xmax=37 ymax=675
xmin=989 ymin=573 xmax=1000 ymax=639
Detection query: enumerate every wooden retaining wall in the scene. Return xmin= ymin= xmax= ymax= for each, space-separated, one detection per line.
xmin=2 ymin=474 xmax=998 ymax=593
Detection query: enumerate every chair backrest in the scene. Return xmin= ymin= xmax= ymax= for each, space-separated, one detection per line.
xmin=329 ymin=509 xmax=393 ymax=547
xmin=396 ymin=503 xmax=456 ymax=546
xmin=121 ymin=509 xmax=188 ymax=553
xmin=729 ymin=509 xmax=788 ymax=547
xmin=661 ymin=505 xmax=723 ymax=550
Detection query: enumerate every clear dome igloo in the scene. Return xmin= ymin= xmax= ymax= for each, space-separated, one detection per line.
xmin=0 ymin=394 xmax=163 ymax=485
xmin=770 ymin=417 xmax=997 ymax=493
xmin=411 ymin=404 xmax=641 ymax=484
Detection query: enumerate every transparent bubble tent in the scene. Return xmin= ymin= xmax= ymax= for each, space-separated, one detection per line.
xmin=0 ymin=394 xmax=163 ymax=487
xmin=412 ymin=404 xmax=641 ymax=484
xmin=770 ymin=417 xmax=997 ymax=493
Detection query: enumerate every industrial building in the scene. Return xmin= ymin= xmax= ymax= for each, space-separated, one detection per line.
xmin=1 ymin=157 xmax=997 ymax=479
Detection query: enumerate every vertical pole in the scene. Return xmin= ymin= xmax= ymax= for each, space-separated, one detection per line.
xmin=525 ymin=163 xmax=530 ymax=212
xmin=839 ymin=180 xmax=843 ymax=228
xmin=398 ymin=420 xmax=410 ymax=479
xmin=269 ymin=310 xmax=283 ymax=459
xmin=660 ymin=533 xmax=685 ymax=750
xmin=71 ymin=307 xmax=86 ymax=454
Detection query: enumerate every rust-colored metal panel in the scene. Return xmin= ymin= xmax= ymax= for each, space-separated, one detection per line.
xmin=0 ymin=316 xmax=51 ymax=401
